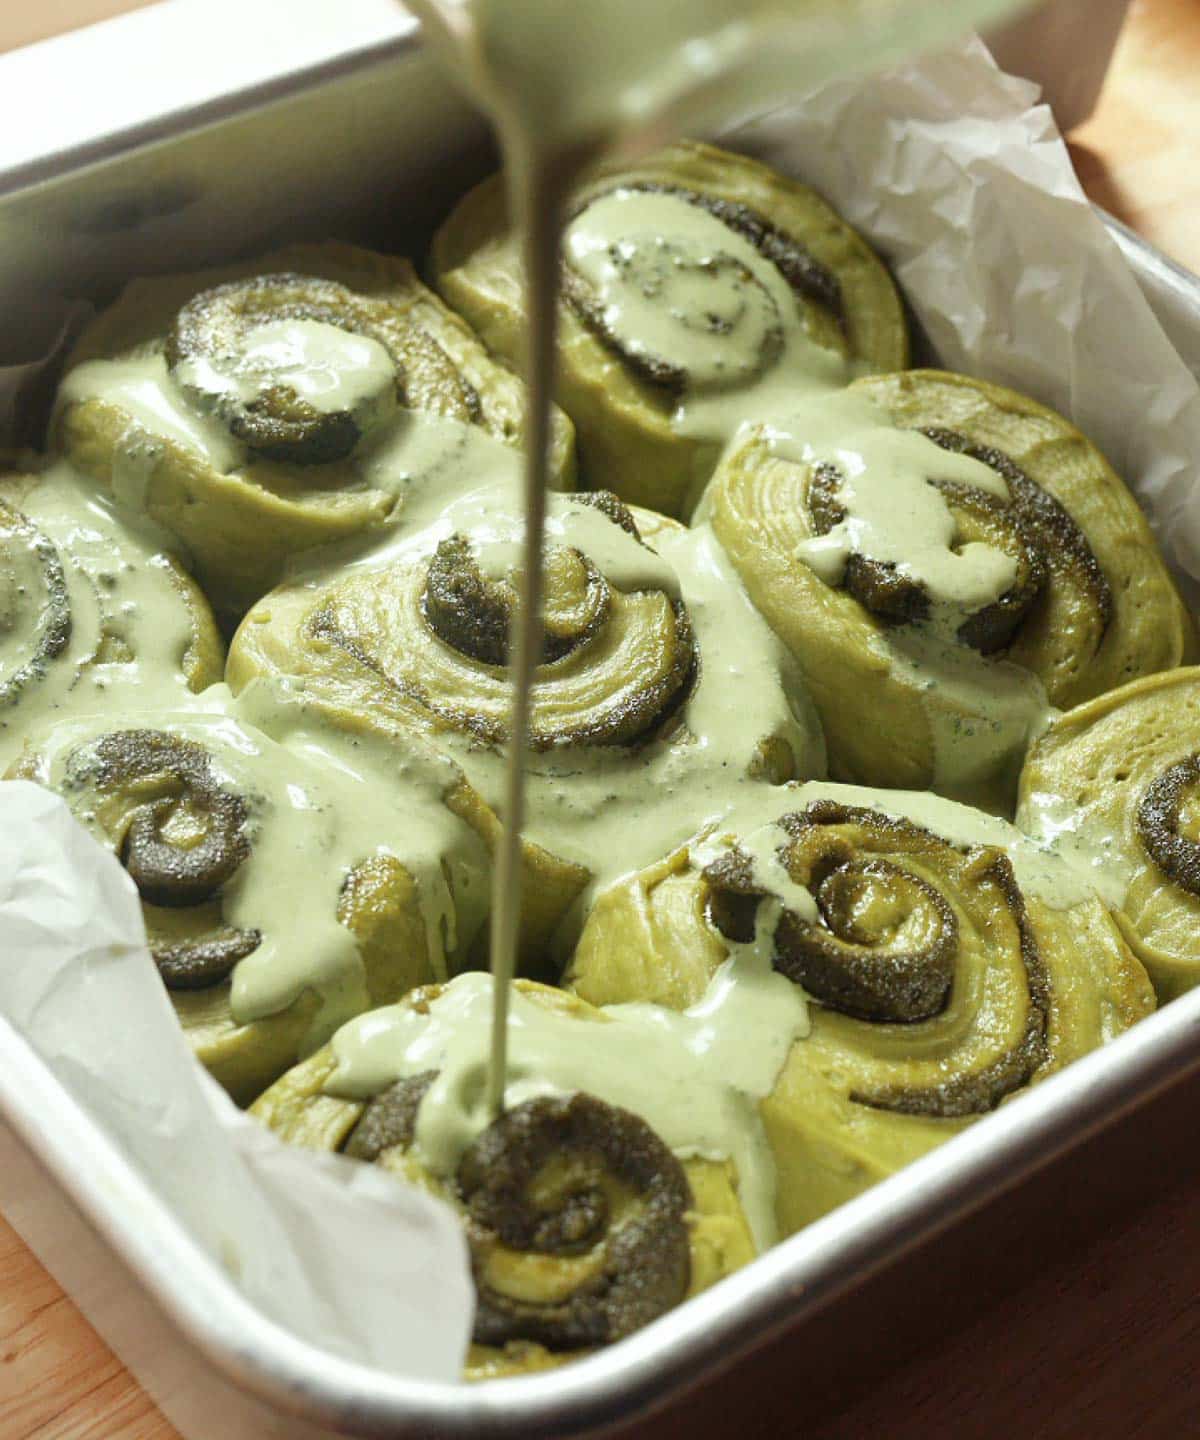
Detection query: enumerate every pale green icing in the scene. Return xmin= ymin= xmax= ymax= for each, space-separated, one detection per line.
xmin=1013 ymin=784 xmax=1132 ymax=911
xmin=429 ymin=0 xmax=1028 ymax=166
xmin=883 ymin=628 xmax=1052 ymax=806
xmin=309 ymin=481 xmax=824 ymax=953
xmin=701 ymin=779 xmax=1116 ymax=913
xmin=555 ymin=147 xmax=1055 ymax=810
xmin=474 ymin=497 xmax=683 ymax=600
xmin=59 ymin=353 xmax=245 ymax=479
xmin=0 ymin=463 xmax=201 ymax=774
xmin=775 ymin=391 xmax=1017 ymax=627
xmin=357 ymin=408 xmax=519 ymax=529
xmin=690 ymin=821 xmax=819 ymax=923
xmin=564 ymin=187 xmax=794 ymax=392
xmin=232 ymin=679 xmax=493 ymax=988
xmin=57 ymin=349 xmax=507 ymax=530
xmin=174 ymin=318 xmax=399 ymax=433
xmin=19 ymin=683 xmax=491 ymax=1040
xmin=320 ymin=777 xmax=1114 ymax=1256
xmin=327 ymin=963 xmax=809 ymax=1251
xmin=561 ymin=185 xmax=850 ymax=476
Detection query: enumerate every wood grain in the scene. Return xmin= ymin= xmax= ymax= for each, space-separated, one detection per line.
xmin=1070 ymin=0 xmax=1200 ymax=275
xmin=0 ymin=0 xmax=158 ymax=53
xmin=4 ymin=2 xmax=1200 ymax=1436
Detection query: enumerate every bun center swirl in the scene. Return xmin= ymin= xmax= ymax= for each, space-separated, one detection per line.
xmin=704 ymin=800 xmax=1051 ymax=1118
xmin=925 ymin=428 xmax=1112 ymax=653
xmin=308 ymin=492 xmax=696 ymax=750
xmin=801 ymin=381 xmax=1118 ymax=653
xmin=67 ymin=730 xmax=260 ymax=989
xmin=785 ymin=851 xmax=958 ymax=1024
xmin=346 ymin=1083 xmax=691 ymax=1349
xmin=803 ymin=420 xmax=1113 ymax=657
xmin=563 ymin=183 xmax=844 ymax=395
xmin=423 ymin=533 xmax=610 ymax=667
xmin=166 ymin=273 xmax=480 ymax=465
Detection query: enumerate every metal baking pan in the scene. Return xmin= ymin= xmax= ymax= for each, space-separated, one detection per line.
xmin=4 ymin=9 xmax=1200 ymax=1438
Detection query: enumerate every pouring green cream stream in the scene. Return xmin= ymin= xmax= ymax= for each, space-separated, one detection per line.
xmin=401 ymin=0 xmax=1035 ymax=1123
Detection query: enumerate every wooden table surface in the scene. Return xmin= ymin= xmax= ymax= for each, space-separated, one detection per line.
xmin=4 ymin=1 xmax=1200 ymax=1436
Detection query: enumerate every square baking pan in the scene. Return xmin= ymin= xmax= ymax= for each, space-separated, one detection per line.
xmin=4 ymin=7 xmax=1200 ymax=1438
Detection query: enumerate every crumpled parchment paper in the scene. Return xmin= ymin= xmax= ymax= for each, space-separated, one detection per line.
xmin=0 ymin=781 xmax=473 ymax=1380
xmin=1 ymin=30 xmax=1198 ymax=1389
xmin=729 ymin=37 xmax=1200 ymax=585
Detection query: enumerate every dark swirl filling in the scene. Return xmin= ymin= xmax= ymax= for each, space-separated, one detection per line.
xmin=1137 ymin=753 xmax=1200 ymax=897
xmin=308 ymin=491 xmax=697 ymax=750
xmin=705 ymin=841 xmax=956 ymax=1025
xmin=703 ymin=801 xmax=1051 ymax=1118
xmin=345 ymin=1085 xmax=691 ymax=1349
xmin=423 ymin=533 xmax=610 ymax=668
xmin=806 ymin=429 xmax=1113 ymax=657
xmin=563 ymin=182 xmax=845 ymax=395
xmin=0 ymin=501 xmax=71 ymax=708
xmin=166 ymin=273 xmax=480 ymax=465
xmin=344 ymin=1070 xmax=438 ymax=1162
xmin=70 ymin=730 xmax=260 ymax=988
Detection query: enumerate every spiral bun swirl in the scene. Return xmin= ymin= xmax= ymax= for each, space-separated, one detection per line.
xmin=570 ymin=783 xmax=1154 ymax=1233
xmin=1018 ymin=667 xmax=1200 ymax=1002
